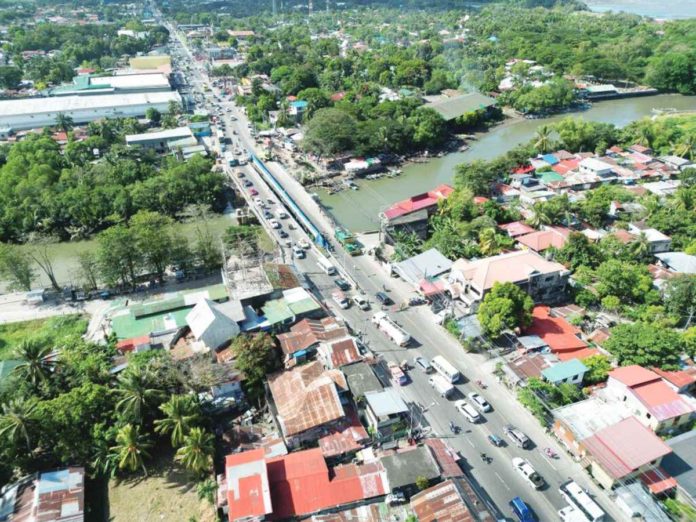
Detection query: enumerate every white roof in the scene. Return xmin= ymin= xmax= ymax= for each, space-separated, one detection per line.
xmin=89 ymin=73 xmax=170 ymax=90
xmin=186 ymin=299 xmax=239 ymax=341
xmin=126 ymin=126 xmax=193 ymax=144
xmin=364 ymin=388 xmax=409 ymax=417
xmin=0 ymin=91 xmax=181 ymax=117
xmin=579 ymin=157 xmax=613 ymax=172
xmin=587 ymin=84 xmax=616 ymax=93
xmin=655 ymin=252 xmax=696 ymax=274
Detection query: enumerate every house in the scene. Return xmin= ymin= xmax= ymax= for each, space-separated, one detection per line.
xmin=661 ymin=431 xmax=696 ymax=508
xmin=317 ymin=337 xmax=361 ymax=369
xmin=267 ymin=361 xmax=348 ymax=447
xmin=391 ymin=248 xmax=453 ymax=288
xmin=288 ymin=100 xmax=308 ymax=121
xmin=642 ymin=180 xmax=682 ymax=198
xmin=504 ymin=352 xmax=554 ymax=387
xmin=363 ymin=387 xmax=409 ymax=438
xmin=381 ymin=446 xmax=441 ymax=494
xmin=221 ymin=447 xmax=386 ymax=521
xmin=498 ymin=221 xmax=535 ymax=238
xmin=276 ymin=317 xmax=349 ymax=367
xmin=410 ymin=479 xmax=497 ymax=522
xmin=614 ymin=482 xmax=673 ymax=522
xmin=316 ymin=408 xmax=369 ymax=459
xmin=446 ymin=250 xmax=570 ymax=309
xmin=380 ymin=184 xmax=454 ymax=242
xmin=342 ymin=362 xmax=383 ymax=399
xmin=186 ymin=299 xmax=240 ymax=351
xmin=516 ymin=226 xmax=570 ymax=253
xmin=654 ymin=252 xmax=696 ymax=275
xmin=605 ymin=366 xmax=696 ymax=432
xmin=0 ymin=467 xmax=85 ymax=522
xmin=579 ymin=157 xmax=614 ymax=177
xmin=627 ymin=224 xmax=672 ymax=254
xmin=659 ymin=155 xmax=692 ymax=171
xmin=541 ymin=358 xmax=588 ymax=386
xmin=583 ymin=417 xmax=673 ymax=491
xmin=525 ymin=306 xmax=599 ymax=361
xmin=652 ymin=367 xmax=696 ymax=394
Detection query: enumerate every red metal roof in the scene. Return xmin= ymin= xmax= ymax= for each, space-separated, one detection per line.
xmin=411 ymin=480 xmax=475 ymax=522
xmin=424 ymin=439 xmax=462 ymax=478
xmin=115 ymin=335 xmax=151 ymax=352
xmin=609 ymin=365 xmax=660 ymax=387
xmin=499 ymin=221 xmax=535 ymax=238
xmin=652 ymin=368 xmax=696 ymax=390
xmin=516 ymin=228 xmax=569 ymax=252
xmin=382 ymin=184 xmax=453 ymax=220
xmin=640 ymin=468 xmax=677 ymax=494
xmin=583 ymin=417 xmax=672 ymax=480
xmin=317 ymin=408 xmax=368 ymax=458
xmin=325 ymin=338 xmax=361 ymax=368
xmin=527 ymin=306 xmax=594 ymax=360
xmin=277 ymin=317 xmax=348 ymax=355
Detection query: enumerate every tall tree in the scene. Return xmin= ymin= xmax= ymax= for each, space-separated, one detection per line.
xmin=110 ymin=424 xmax=152 ymax=475
xmin=175 ymin=427 xmax=214 ymax=477
xmin=533 ymin=124 xmax=553 ymax=153
xmin=97 ymin=224 xmax=141 ymax=289
xmin=154 ymin=395 xmax=202 ymax=447
xmin=232 ymin=333 xmax=279 ymax=401
xmin=0 ymin=397 xmax=37 ymax=452
xmin=604 ymin=322 xmax=684 ymax=370
xmin=0 ymin=244 xmax=36 ymax=291
xmin=477 ymin=282 xmax=534 ymax=338
xmin=76 ymin=251 xmax=100 ymax=290
xmin=28 ymin=240 xmax=61 ymax=292
xmin=13 ymin=339 xmax=55 ymax=387
xmin=55 ymin=113 xmax=74 ymax=133
xmin=130 ymin=211 xmax=174 ymax=281
xmin=115 ymin=366 xmax=164 ymax=424
xmin=664 ymin=275 xmax=696 ymax=327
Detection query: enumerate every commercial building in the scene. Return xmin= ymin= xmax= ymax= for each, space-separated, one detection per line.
xmin=0 ymin=91 xmax=182 ymax=131
xmin=424 ymin=92 xmax=496 ymax=121
xmin=125 ymin=127 xmax=195 ymax=152
xmin=50 ymin=73 xmax=171 ymax=96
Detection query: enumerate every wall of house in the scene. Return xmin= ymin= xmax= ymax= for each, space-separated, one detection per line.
xmin=553 ymin=420 xmax=584 ymax=458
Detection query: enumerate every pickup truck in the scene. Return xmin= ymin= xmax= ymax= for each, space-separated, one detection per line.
xmin=388 ymin=362 xmax=408 ymax=386
xmin=331 ymin=290 xmax=350 ymax=309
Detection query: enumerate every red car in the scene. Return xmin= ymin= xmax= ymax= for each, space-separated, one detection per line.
xmin=249 ymin=188 xmax=259 ymax=196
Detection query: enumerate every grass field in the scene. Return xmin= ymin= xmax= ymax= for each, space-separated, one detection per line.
xmin=0 ymin=314 xmax=88 ymax=360
xmin=106 ymin=450 xmax=217 ymax=522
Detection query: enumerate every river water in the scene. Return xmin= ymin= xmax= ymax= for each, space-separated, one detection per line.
xmin=585 ymin=0 xmax=696 ymax=19
xmin=13 ymin=215 xmax=233 ymax=290
xmin=319 ymin=94 xmax=696 ymax=232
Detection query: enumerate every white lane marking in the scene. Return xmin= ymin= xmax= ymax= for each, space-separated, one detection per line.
xmin=494 ymin=472 xmax=511 ymax=490
xmin=540 ymin=453 xmax=558 ymax=471
xmin=465 ymin=437 xmax=475 ymax=448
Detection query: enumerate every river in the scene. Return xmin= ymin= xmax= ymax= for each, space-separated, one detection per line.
xmin=14 ymin=215 xmax=233 ymax=290
xmin=318 ymin=94 xmax=696 ymax=232
xmin=585 ymin=0 xmax=696 ymax=19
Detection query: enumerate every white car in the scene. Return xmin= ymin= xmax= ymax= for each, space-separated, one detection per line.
xmin=512 ymin=458 xmax=545 ymax=489
xmin=292 ymin=245 xmax=305 ymax=259
xmin=352 ymin=294 xmax=370 ymax=311
xmin=277 ymin=210 xmax=288 ymax=219
xmin=253 ymin=197 xmax=264 ymax=207
xmin=298 ymin=238 xmax=311 ymax=249
xmin=467 ymin=392 xmax=492 ymax=413
xmin=454 ymin=400 xmax=481 ymax=423
xmin=269 ymin=219 xmax=281 ymax=229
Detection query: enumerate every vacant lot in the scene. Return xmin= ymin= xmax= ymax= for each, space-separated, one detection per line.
xmin=0 ymin=314 xmax=88 ymax=360
xmin=107 ymin=450 xmax=216 ymax=522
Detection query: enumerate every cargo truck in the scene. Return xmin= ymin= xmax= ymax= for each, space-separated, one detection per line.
xmin=371 ymin=311 xmax=410 ymax=346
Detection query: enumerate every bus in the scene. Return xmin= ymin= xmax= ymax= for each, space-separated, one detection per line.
xmin=558 ymin=481 xmax=605 ymax=522
xmin=431 ymin=356 xmax=461 ymax=384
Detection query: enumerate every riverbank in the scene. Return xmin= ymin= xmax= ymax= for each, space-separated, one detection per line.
xmin=319 ymin=93 xmax=696 ymax=232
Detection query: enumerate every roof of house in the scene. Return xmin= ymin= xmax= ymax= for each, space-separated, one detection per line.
xmin=609 ymin=366 xmax=696 ymax=421
xmin=364 ymin=388 xmax=409 ymax=418
xmin=342 ymin=362 xmax=383 ymax=397
xmin=320 ymin=338 xmax=361 ymax=368
xmin=382 ymin=184 xmax=454 ymax=220
xmin=498 ymin=221 xmax=535 ymax=238
xmin=262 ymin=288 xmax=322 ymax=325
xmin=277 ymin=317 xmax=348 ymax=355
xmin=506 ymin=352 xmax=553 ymax=382
xmin=651 ymin=367 xmax=696 ymax=390
xmin=553 ymin=395 xmax=632 ymax=441
xmin=381 ymin=446 xmax=441 ymax=490
xmin=583 ymin=417 xmax=672 ymax=480
xmin=655 ymin=252 xmax=696 ymax=274
xmin=451 ymin=250 xmax=567 ymax=292
xmin=317 ymin=408 xmax=369 ymax=458
xmin=662 ymin=431 xmax=696 ymax=498
xmin=126 ymin=126 xmax=193 ymax=144
xmin=393 ymin=248 xmax=453 ymax=284
xmin=423 ymin=439 xmax=463 ymax=479
xmin=516 ymin=227 xmax=570 ymax=252
xmin=185 ymin=298 xmax=239 ymax=346
xmin=425 ymin=92 xmax=496 ymax=121
xmin=225 ymin=449 xmax=273 ymax=520
xmin=267 ymin=361 xmax=345 ymax=437
xmin=410 ymin=480 xmax=476 ymax=522
xmin=542 ymin=359 xmax=588 ymax=383
xmin=526 ymin=306 xmax=597 ymax=361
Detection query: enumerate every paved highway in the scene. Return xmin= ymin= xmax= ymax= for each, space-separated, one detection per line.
xmin=162 ymin=18 xmax=628 ymax=522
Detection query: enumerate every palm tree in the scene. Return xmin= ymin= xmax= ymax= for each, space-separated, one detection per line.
xmin=154 ymin=395 xmax=202 ymax=447
xmin=478 ymin=228 xmax=502 ymax=256
xmin=175 ymin=427 xmax=214 ymax=476
xmin=630 ymin=232 xmax=651 ymax=261
xmin=533 ymin=124 xmax=553 ymax=153
xmin=196 ymin=477 xmax=218 ymax=505
xmin=0 ymin=397 xmax=37 ymax=451
xmin=13 ymin=339 xmax=55 ymax=387
xmin=55 ymin=113 xmax=74 ymax=133
xmin=110 ymin=424 xmax=152 ymax=475
xmin=526 ymin=203 xmax=551 ymax=228
xmin=115 ymin=367 xmax=164 ymax=424
xmin=635 ymin=125 xmax=653 ymax=148
xmin=673 ymin=134 xmax=696 ymax=161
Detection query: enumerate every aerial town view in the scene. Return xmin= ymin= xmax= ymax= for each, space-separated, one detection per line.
xmin=0 ymin=0 xmax=695 ymax=520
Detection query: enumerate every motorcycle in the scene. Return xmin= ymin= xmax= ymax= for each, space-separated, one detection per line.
xmin=449 ymin=421 xmax=459 ymax=434
xmin=476 ymin=379 xmax=487 ymax=389
xmin=544 ymin=447 xmax=558 ymax=459
xmin=480 ymin=452 xmax=492 ymax=464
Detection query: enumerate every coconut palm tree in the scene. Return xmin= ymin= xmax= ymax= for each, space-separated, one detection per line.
xmin=526 ymin=203 xmax=551 ymax=228
xmin=13 ymin=339 xmax=55 ymax=387
xmin=175 ymin=427 xmax=214 ymax=476
xmin=630 ymin=232 xmax=651 ymax=261
xmin=0 ymin=397 xmax=37 ymax=451
xmin=533 ymin=124 xmax=553 ymax=153
xmin=55 ymin=113 xmax=74 ymax=133
xmin=635 ymin=125 xmax=653 ymax=148
xmin=478 ymin=227 xmax=503 ymax=256
xmin=672 ymin=134 xmax=696 ymax=161
xmin=154 ymin=395 xmax=202 ymax=447
xmin=115 ymin=367 xmax=164 ymax=424
xmin=110 ymin=424 xmax=152 ymax=475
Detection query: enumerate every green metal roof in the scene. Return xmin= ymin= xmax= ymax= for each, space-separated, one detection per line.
xmin=112 ymin=307 xmax=191 ymax=340
xmin=542 ymin=359 xmax=588 ymax=383
xmin=425 ymin=92 xmax=497 ymax=121
xmin=262 ymin=298 xmax=294 ymax=325
xmin=538 ymin=171 xmax=565 ymax=184
xmin=287 ymin=296 xmax=321 ymax=316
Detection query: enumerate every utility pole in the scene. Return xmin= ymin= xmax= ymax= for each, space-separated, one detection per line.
xmin=308 ymin=0 xmax=313 ymax=15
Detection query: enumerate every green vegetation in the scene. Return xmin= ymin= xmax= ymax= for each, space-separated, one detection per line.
xmin=231 ymin=333 xmax=280 ymax=403
xmin=0 ymin=315 xmax=87 ymax=361
xmin=604 ymin=322 xmax=686 ymax=370
xmin=477 ymin=282 xmax=534 ymax=338
xmin=581 ymin=355 xmax=612 ymax=385
xmin=518 ymin=377 xmax=584 ymax=425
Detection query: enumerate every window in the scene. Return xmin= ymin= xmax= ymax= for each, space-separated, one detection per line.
xmin=545 ymin=276 xmax=554 ymax=282
xmin=646 ymin=413 xmax=651 ymax=419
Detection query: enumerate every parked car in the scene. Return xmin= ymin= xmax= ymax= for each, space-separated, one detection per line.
xmin=375 ymin=291 xmax=392 ymax=305
xmin=279 ymin=230 xmax=289 ymax=239
xmin=243 ymin=180 xmax=253 ymax=187
xmin=467 ymin=392 xmax=492 ymax=413
xmin=249 ymin=188 xmax=259 ymax=196
xmin=292 ymin=245 xmax=305 ymax=259
xmin=269 ymin=219 xmax=280 ymax=229
xmin=334 ymin=278 xmax=351 ymax=291
xmin=263 ymin=210 xmax=273 ymax=219
xmin=298 ymin=238 xmax=311 ymax=249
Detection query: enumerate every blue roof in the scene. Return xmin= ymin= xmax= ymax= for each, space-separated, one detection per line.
xmin=541 ymin=154 xmax=560 ymax=165
xmin=542 ymin=359 xmax=588 ymax=383
xmin=290 ymin=100 xmax=308 ymax=109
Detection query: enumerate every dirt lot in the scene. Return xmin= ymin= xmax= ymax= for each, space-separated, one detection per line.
xmin=105 ymin=450 xmax=217 ymax=522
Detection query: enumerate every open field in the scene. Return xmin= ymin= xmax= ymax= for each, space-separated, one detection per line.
xmin=0 ymin=314 xmax=88 ymax=360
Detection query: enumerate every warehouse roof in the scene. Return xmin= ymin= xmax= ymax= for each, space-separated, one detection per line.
xmin=126 ymin=126 xmax=193 ymax=144
xmin=425 ymin=92 xmax=496 ymax=121
xmin=0 ymin=91 xmax=181 ymax=117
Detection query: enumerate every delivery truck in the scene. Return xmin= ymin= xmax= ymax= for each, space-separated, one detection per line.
xmin=371 ymin=311 xmax=410 ymax=346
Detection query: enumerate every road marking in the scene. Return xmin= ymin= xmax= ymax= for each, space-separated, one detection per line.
xmin=494 ymin=472 xmax=511 ymax=490
xmin=540 ymin=453 xmax=558 ymax=471
xmin=465 ymin=437 xmax=475 ymax=448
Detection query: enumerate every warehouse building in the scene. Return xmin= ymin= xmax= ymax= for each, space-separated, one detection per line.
xmin=50 ymin=73 xmax=171 ymax=96
xmin=0 ymin=91 xmax=182 ymax=131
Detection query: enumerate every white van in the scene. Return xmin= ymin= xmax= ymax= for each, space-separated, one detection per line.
xmin=317 ymin=256 xmax=337 ymax=276
xmin=431 ymin=356 xmax=461 ymax=383
xmin=455 ymin=400 xmax=481 ymax=423
xmin=332 ymin=290 xmax=350 ymax=309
